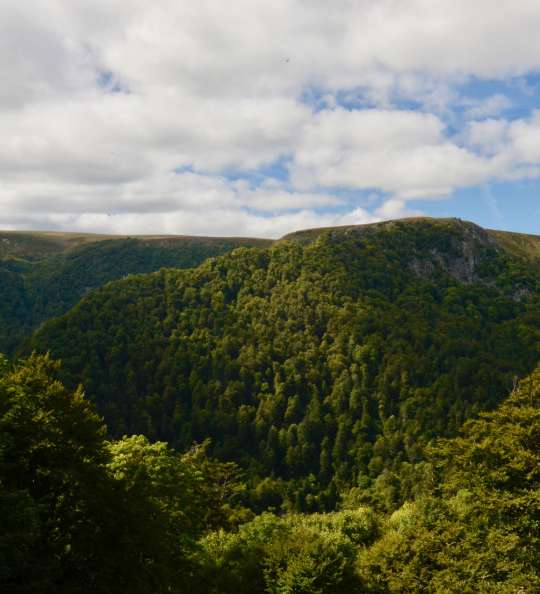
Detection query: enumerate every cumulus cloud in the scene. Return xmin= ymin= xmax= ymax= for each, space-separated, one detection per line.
xmin=2 ymin=0 xmax=540 ymax=236
xmin=0 ymin=170 xmax=355 ymax=237
xmin=64 ymin=0 xmax=540 ymax=93
xmin=463 ymin=94 xmax=512 ymax=120
xmin=466 ymin=119 xmax=510 ymax=155
xmin=290 ymin=108 xmax=497 ymax=199
xmin=508 ymin=111 xmax=540 ymax=163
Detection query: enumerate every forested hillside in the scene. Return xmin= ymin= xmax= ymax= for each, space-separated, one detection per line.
xmin=0 ymin=353 xmax=245 ymax=593
xmin=3 ymin=335 xmax=540 ymax=592
xmin=30 ymin=218 xmax=540 ymax=512
xmin=0 ymin=233 xmax=270 ymax=355
xmin=197 ymin=363 xmax=540 ymax=593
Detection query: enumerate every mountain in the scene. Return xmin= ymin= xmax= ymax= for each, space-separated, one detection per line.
xmin=28 ymin=218 xmax=540 ymax=511
xmin=0 ymin=230 xmax=118 ymax=261
xmin=0 ymin=232 xmax=271 ymax=354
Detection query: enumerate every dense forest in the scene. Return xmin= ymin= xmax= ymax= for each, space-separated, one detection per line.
xmin=2 ymin=217 xmax=540 ymax=592
xmin=29 ymin=218 xmax=540 ymax=512
xmin=0 ymin=232 xmax=269 ymax=355
xmin=2 ymin=352 xmax=539 ymax=592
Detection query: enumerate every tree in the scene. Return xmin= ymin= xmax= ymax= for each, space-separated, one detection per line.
xmin=357 ymin=365 xmax=540 ymax=593
xmin=0 ymin=353 xmax=246 ymax=593
xmin=0 ymin=353 xmax=110 ymax=593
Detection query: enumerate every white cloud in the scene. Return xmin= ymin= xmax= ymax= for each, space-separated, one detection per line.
xmin=64 ymin=0 xmax=540 ymax=94
xmin=463 ymin=94 xmax=512 ymax=120
xmin=375 ymin=199 xmax=423 ymax=220
xmin=0 ymin=3 xmax=98 ymax=108
xmin=466 ymin=119 xmax=510 ymax=155
xmin=0 ymin=93 xmax=311 ymax=182
xmin=2 ymin=1 xmax=540 ymax=235
xmin=465 ymin=111 xmax=540 ymax=176
xmin=0 ymin=198 xmax=376 ymax=240
xmin=508 ymin=111 xmax=540 ymax=163
xmin=0 ymin=170 xmax=353 ymax=238
xmin=290 ymin=108 xmax=496 ymax=199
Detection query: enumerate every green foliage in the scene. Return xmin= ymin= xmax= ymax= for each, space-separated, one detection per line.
xmin=198 ymin=509 xmax=373 ymax=593
xmin=0 ymin=353 xmax=244 ymax=593
xmin=29 ymin=219 xmax=540 ymax=511
xmin=103 ymin=435 xmax=247 ymax=593
xmin=263 ymin=526 xmax=357 ymax=594
xmin=198 ymin=513 xmax=287 ymax=594
xmin=0 ymin=235 xmax=269 ymax=354
xmin=2 ymin=316 xmax=540 ymax=592
xmin=356 ymin=365 xmax=540 ymax=592
xmin=0 ymin=353 xmax=110 ymax=592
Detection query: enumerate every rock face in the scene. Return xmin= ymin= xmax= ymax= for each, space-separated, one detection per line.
xmin=284 ymin=217 xmax=506 ymax=284
xmin=405 ymin=219 xmax=499 ymax=284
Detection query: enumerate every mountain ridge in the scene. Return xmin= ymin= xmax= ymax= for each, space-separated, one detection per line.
xmin=3 ymin=217 xmax=540 ymax=261
xmin=282 ymin=217 xmax=540 ymax=256
xmin=28 ymin=216 xmax=540 ymax=512
xmin=0 ymin=230 xmax=272 ymax=262
xmin=0 ymin=234 xmax=271 ymax=355
xmin=3 ymin=217 xmax=538 ymax=357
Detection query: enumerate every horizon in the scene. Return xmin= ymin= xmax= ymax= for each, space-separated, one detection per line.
xmin=3 ymin=215 xmax=539 ymax=241
xmin=2 ymin=2 xmax=540 ymax=238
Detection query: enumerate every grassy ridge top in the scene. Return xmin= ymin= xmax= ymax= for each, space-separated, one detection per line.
xmin=0 ymin=231 xmax=116 ymax=261
xmin=283 ymin=217 xmax=540 ymax=262
xmin=0 ymin=230 xmax=272 ymax=262
xmin=281 ymin=216 xmax=459 ymax=240
xmin=2 ymin=218 xmax=538 ymax=262
xmin=489 ymin=228 xmax=540 ymax=260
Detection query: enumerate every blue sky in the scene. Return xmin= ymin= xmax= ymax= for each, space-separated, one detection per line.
xmin=413 ymin=182 xmax=539 ymax=235
xmin=1 ymin=1 xmax=539 ymax=237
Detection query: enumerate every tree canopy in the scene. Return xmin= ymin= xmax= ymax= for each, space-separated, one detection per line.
xmin=0 ymin=235 xmax=269 ymax=355
xmin=0 ymin=353 xmax=243 ymax=593
xmin=30 ymin=219 xmax=540 ymax=511
xmin=3 ymin=219 xmax=540 ymax=591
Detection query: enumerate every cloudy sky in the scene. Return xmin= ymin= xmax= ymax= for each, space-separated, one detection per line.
xmin=2 ymin=0 xmax=540 ymax=237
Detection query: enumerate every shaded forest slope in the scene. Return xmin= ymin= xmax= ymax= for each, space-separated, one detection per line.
xmin=29 ymin=218 xmax=540 ymax=510
xmin=0 ymin=232 xmax=270 ymax=354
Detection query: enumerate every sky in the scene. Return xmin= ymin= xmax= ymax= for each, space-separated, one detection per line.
xmin=2 ymin=1 xmax=540 ymax=238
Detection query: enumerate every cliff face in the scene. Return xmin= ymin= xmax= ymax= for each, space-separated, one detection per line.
xmin=284 ymin=217 xmax=538 ymax=285
xmin=405 ymin=220 xmax=497 ymax=284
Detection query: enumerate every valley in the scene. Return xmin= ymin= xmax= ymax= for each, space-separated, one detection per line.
xmin=2 ymin=217 xmax=540 ymax=593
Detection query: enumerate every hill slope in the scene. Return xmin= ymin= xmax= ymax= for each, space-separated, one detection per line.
xmin=0 ymin=233 xmax=271 ymax=354
xmin=29 ymin=218 xmax=540 ymax=510
xmin=0 ymin=230 xmax=117 ymax=261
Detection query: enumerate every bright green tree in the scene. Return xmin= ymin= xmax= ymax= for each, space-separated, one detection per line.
xmin=0 ymin=353 xmax=110 ymax=592
xmin=357 ymin=365 xmax=540 ymax=593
